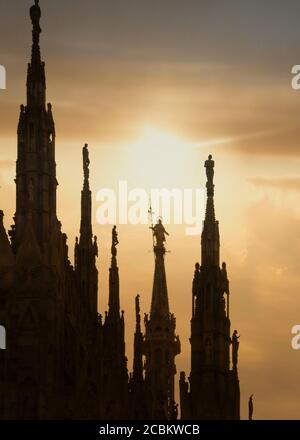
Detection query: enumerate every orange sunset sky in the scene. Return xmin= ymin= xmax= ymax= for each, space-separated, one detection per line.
xmin=1 ymin=0 xmax=300 ymax=419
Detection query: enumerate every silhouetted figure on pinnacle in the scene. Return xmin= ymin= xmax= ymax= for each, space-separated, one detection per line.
xmin=150 ymin=219 xmax=169 ymax=248
xmin=248 ymin=394 xmax=254 ymax=420
xmin=93 ymin=235 xmax=98 ymax=257
xmin=112 ymin=225 xmax=119 ymax=246
xmin=30 ymin=0 xmax=42 ymax=38
xmin=205 ymin=154 xmax=215 ymax=187
xmin=192 ymin=262 xmax=201 ymax=297
xmin=111 ymin=225 xmax=119 ymax=257
xmin=83 ymin=143 xmax=90 ymax=181
xmin=232 ymin=330 xmax=240 ymax=369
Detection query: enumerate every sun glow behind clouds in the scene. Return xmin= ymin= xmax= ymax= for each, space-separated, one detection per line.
xmin=125 ymin=124 xmax=196 ymax=188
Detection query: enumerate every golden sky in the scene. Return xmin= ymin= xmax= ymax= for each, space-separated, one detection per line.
xmin=1 ymin=0 xmax=300 ymax=419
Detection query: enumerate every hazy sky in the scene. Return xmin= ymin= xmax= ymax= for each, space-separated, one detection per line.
xmin=1 ymin=0 xmax=300 ymax=419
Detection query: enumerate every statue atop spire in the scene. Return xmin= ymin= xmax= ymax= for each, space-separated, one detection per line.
xmin=248 ymin=394 xmax=254 ymax=420
xmin=135 ymin=294 xmax=141 ymax=326
xmin=30 ymin=0 xmax=42 ymax=44
xmin=150 ymin=219 xmax=169 ymax=250
xmin=83 ymin=143 xmax=90 ymax=182
xmin=205 ymin=154 xmax=215 ymax=196
xmin=111 ymin=225 xmax=119 ymax=258
xmin=231 ymin=329 xmax=240 ymax=370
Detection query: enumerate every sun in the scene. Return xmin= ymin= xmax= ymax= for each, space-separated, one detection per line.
xmin=125 ymin=124 xmax=193 ymax=188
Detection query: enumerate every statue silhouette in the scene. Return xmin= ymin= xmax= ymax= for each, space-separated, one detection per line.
xmin=30 ymin=0 xmax=42 ymax=36
xmin=150 ymin=219 xmax=169 ymax=248
xmin=111 ymin=225 xmax=119 ymax=257
xmin=232 ymin=330 xmax=240 ymax=369
xmin=83 ymin=144 xmax=90 ymax=181
xmin=205 ymin=154 xmax=214 ymax=186
xmin=248 ymin=394 xmax=254 ymax=420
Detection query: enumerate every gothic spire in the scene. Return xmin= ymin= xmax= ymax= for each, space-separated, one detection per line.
xmin=79 ymin=144 xmax=93 ymax=249
xmin=75 ymin=144 xmax=98 ymax=317
xmin=108 ymin=226 xmax=120 ymax=317
xmin=14 ymin=0 xmax=57 ymax=253
xmin=180 ymin=155 xmax=240 ymax=420
xmin=150 ymin=220 xmax=170 ymax=318
xmin=144 ymin=221 xmax=180 ymax=419
xmin=102 ymin=226 xmax=128 ymax=418
xmin=132 ymin=294 xmax=143 ymax=381
xmin=201 ymin=155 xmax=220 ymax=267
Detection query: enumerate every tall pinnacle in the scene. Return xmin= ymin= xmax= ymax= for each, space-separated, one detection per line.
xmin=14 ymin=0 xmax=56 ymax=252
xmin=150 ymin=220 xmax=170 ymax=318
xmin=79 ymin=144 xmax=93 ymax=248
xmin=108 ymin=226 xmax=120 ymax=315
xmin=75 ymin=145 xmax=98 ymax=317
xmin=201 ymin=155 xmax=220 ymax=267
xmin=145 ymin=220 xmax=180 ymax=420
xmin=132 ymin=295 xmax=143 ymax=381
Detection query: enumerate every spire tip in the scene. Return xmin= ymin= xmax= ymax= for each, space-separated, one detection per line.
xmin=82 ymin=144 xmax=90 ymax=183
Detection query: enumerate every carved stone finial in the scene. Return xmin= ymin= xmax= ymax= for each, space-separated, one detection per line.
xmin=248 ymin=394 xmax=254 ymax=420
xmin=204 ymin=154 xmax=215 ymax=192
xmin=135 ymin=295 xmax=141 ymax=324
xmin=192 ymin=262 xmax=201 ymax=298
xmin=150 ymin=218 xmax=169 ymax=249
xmin=111 ymin=225 xmax=119 ymax=258
xmin=93 ymin=235 xmax=98 ymax=257
xmin=82 ymin=144 xmax=90 ymax=182
xmin=231 ymin=330 xmax=240 ymax=369
xmin=30 ymin=0 xmax=42 ymax=42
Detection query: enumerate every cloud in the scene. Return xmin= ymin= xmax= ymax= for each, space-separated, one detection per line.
xmin=232 ymin=198 xmax=300 ymax=419
xmin=249 ymin=177 xmax=300 ymax=191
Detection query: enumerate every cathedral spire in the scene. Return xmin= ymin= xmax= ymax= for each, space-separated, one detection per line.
xmin=75 ymin=144 xmax=98 ymax=317
xmin=102 ymin=226 xmax=128 ymax=418
xmin=144 ymin=221 xmax=180 ymax=419
xmin=79 ymin=144 xmax=93 ymax=248
xmin=14 ymin=0 xmax=56 ymax=253
xmin=150 ymin=220 xmax=170 ymax=318
xmin=180 ymin=155 xmax=240 ymax=420
xmin=108 ymin=226 xmax=120 ymax=317
xmin=201 ymin=155 xmax=220 ymax=267
xmin=132 ymin=295 xmax=143 ymax=381
xmin=129 ymin=294 xmax=148 ymax=419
